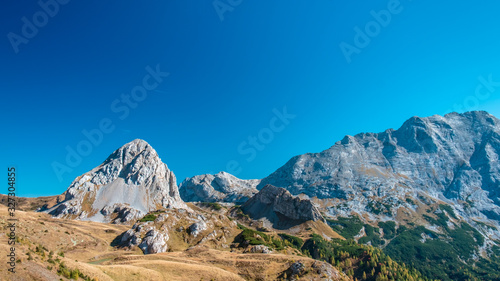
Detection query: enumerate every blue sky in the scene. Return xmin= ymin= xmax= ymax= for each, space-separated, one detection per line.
xmin=2 ymin=0 xmax=500 ymax=196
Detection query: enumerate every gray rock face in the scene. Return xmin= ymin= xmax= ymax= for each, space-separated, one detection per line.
xmin=247 ymin=245 xmax=271 ymax=254
xmin=138 ymin=229 xmax=169 ymax=254
xmin=258 ymin=111 xmax=500 ymax=239
xmin=180 ymin=171 xmax=260 ymax=203
xmin=46 ymin=139 xmax=187 ymax=223
xmin=289 ymin=261 xmax=305 ymax=276
xmin=188 ymin=221 xmax=208 ymax=237
xmin=242 ymin=184 xmax=324 ymax=229
xmin=311 ymin=261 xmax=345 ymax=281
xmin=121 ymin=229 xmax=141 ymax=246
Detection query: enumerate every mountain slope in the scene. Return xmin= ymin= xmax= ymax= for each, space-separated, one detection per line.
xmin=47 ymin=139 xmax=186 ymax=223
xmin=1 ymin=205 xmax=350 ymax=281
xmin=259 ymin=111 xmax=500 ymax=234
xmin=254 ymin=111 xmax=500 ymax=280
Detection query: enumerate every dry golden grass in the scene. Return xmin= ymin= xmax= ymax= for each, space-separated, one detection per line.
xmin=0 ymin=205 xmax=348 ymax=281
xmin=0 ymin=193 xmax=65 ymax=212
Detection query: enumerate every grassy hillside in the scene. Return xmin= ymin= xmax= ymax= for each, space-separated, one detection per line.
xmin=0 ymin=205 xmax=350 ymax=281
xmin=325 ymin=204 xmax=500 ymax=281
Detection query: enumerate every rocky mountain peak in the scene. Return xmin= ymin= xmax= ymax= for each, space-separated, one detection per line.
xmin=179 ymin=172 xmax=260 ymax=204
xmin=258 ymin=111 xmax=500 ymax=240
xmin=47 ymin=139 xmax=186 ymax=223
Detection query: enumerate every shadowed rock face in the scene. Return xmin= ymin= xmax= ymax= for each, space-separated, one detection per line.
xmin=241 ymin=184 xmax=324 ymax=229
xmin=179 ymin=172 xmax=260 ymax=204
xmin=46 ymin=139 xmax=186 ymax=223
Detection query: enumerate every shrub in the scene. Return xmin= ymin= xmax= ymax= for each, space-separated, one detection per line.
xmin=202 ymin=202 xmax=223 ymax=211
xmin=278 ymin=233 xmax=304 ymax=249
xmin=139 ymin=214 xmax=157 ymax=222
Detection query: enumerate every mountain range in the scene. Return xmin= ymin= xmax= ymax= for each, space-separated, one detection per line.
xmin=184 ymin=111 xmax=500 ymax=240
xmin=3 ymin=111 xmax=499 ymax=280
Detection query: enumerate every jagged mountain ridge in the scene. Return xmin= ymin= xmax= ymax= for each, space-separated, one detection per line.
xmin=47 ymin=139 xmax=186 ymax=223
xmin=179 ymin=111 xmax=500 ymax=244
xmin=261 ymin=111 xmax=499 ymax=205
xmin=174 ymin=111 xmax=500 ymax=278
xmin=258 ymin=111 xmax=500 ymax=229
xmin=179 ymin=171 xmax=260 ymax=204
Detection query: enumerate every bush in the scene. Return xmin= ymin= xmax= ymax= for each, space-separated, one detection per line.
xmin=239 ymin=228 xmax=270 ymax=246
xmin=139 ymin=214 xmax=157 ymax=222
xmin=70 ymin=269 xmax=80 ymax=280
xmin=278 ymin=233 xmax=304 ymax=249
xmin=202 ymin=202 xmax=223 ymax=211
xmin=57 ymin=263 xmax=71 ymax=279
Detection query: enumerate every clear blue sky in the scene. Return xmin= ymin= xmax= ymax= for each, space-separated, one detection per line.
xmin=2 ymin=0 xmax=500 ymax=196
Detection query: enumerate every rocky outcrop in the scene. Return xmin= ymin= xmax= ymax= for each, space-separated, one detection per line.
xmin=46 ymin=139 xmax=186 ymax=223
xmin=138 ymin=229 xmax=169 ymax=254
xmin=279 ymin=261 xmax=346 ymax=281
xmin=119 ymin=207 xmax=238 ymax=254
xmin=311 ymin=261 xmax=346 ymax=281
xmin=245 ymin=245 xmax=271 ymax=254
xmin=241 ymin=185 xmax=324 ymax=229
xmin=289 ymin=262 xmax=305 ymax=277
xmin=188 ymin=221 xmax=208 ymax=237
xmin=179 ymin=172 xmax=260 ymax=204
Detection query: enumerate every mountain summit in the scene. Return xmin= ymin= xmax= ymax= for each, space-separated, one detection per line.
xmin=47 ymin=139 xmax=186 ymax=223
xmin=259 ymin=111 xmax=500 ymax=238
